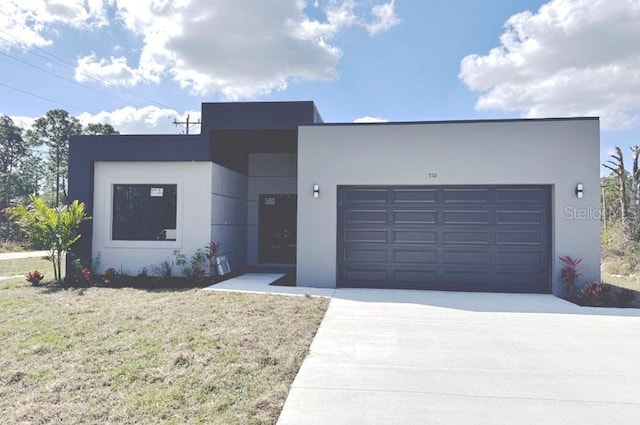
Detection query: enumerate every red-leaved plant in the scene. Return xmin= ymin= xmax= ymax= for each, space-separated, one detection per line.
xmin=581 ymin=282 xmax=611 ymax=306
xmin=559 ymin=256 xmax=582 ymax=297
xmin=26 ymin=270 xmax=44 ymax=286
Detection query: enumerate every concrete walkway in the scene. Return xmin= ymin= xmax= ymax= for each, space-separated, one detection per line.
xmin=277 ymin=289 xmax=640 ymax=425
xmin=0 ymin=250 xmax=48 ymax=261
xmin=203 ymin=273 xmax=336 ymax=297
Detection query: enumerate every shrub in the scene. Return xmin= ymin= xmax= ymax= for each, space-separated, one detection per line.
xmin=559 ymin=256 xmax=581 ymax=297
xmin=8 ymin=196 xmax=91 ymax=281
xmin=149 ymin=260 xmax=172 ymax=279
xmin=25 ymin=270 xmax=44 ymax=286
xmin=173 ymin=248 xmax=207 ymax=279
xmin=580 ymin=282 xmax=611 ymax=306
xmin=69 ymin=258 xmax=93 ymax=286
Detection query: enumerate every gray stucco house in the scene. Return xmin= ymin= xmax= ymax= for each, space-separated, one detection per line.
xmin=69 ymin=101 xmax=600 ymax=295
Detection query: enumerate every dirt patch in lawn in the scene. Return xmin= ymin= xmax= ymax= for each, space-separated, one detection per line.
xmin=0 ymin=281 xmax=329 ymax=424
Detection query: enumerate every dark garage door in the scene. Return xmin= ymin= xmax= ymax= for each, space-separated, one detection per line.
xmin=337 ymin=186 xmax=551 ymax=293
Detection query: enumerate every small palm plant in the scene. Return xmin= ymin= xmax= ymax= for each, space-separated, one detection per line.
xmin=9 ymin=196 xmax=91 ymax=282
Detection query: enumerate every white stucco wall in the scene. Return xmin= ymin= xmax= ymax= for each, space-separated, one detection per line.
xmin=297 ymin=119 xmax=601 ymax=294
xmin=247 ymin=153 xmax=297 ymax=266
xmin=211 ymin=163 xmax=248 ymax=272
xmin=92 ymin=161 xmax=212 ymax=275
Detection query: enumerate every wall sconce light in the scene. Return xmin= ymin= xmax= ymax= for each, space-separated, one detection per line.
xmin=575 ymin=183 xmax=583 ymax=199
xmin=313 ymin=184 xmax=320 ymax=198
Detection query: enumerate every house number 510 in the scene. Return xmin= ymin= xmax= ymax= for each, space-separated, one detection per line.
xmin=428 ymin=172 xmax=438 ymax=178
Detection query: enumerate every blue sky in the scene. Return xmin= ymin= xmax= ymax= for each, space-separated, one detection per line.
xmin=1 ymin=0 xmax=639 ymax=171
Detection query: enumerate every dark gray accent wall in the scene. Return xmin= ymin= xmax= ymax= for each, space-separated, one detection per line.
xmin=200 ymin=101 xmax=322 ymax=134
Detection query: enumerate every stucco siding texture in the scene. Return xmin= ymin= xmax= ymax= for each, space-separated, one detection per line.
xmin=297 ymin=119 xmax=600 ymax=294
xmin=92 ymin=162 xmax=212 ymax=275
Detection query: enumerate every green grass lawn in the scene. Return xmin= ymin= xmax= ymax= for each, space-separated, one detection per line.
xmin=0 ymin=277 xmax=329 ymax=424
xmin=0 ymin=256 xmax=53 ymax=281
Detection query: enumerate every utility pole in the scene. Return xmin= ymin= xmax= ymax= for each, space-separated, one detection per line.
xmin=173 ymin=114 xmax=201 ymax=135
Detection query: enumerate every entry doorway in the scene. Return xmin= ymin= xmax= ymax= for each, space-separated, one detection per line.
xmin=258 ymin=194 xmax=297 ymax=263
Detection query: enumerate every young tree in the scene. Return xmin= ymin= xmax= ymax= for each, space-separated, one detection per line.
xmin=0 ymin=115 xmax=26 ymax=175
xmin=9 ymin=196 xmax=91 ymax=282
xmin=0 ymin=116 xmax=28 ymax=238
xmin=84 ymin=123 xmax=119 ymax=135
xmin=28 ymin=110 xmax=82 ymax=207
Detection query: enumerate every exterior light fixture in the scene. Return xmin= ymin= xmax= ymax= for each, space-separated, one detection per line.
xmin=575 ymin=183 xmax=583 ymax=199
xmin=313 ymin=184 xmax=320 ymax=198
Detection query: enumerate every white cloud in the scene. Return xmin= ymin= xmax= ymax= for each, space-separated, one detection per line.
xmin=353 ymin=115 xmax=388 ymax=123
xmin=79 ymin=0 xmax=400 ymax=98
xmin=367 ymin=0 xmax=400 ymax=36
xmin=76 ymin=106 xmax=201 ymax=134
xmin=459 ymin=0 xmax=640 ymax=130
xmin=5 ymin=114 xmax=35 ymax=130
xmin=0 ymin=0 xmax=110 ymax=50
xmin=8 ymin=106 xmax=200 ymax=135
xmin=75 ymin=54 xmax=141 ymax=87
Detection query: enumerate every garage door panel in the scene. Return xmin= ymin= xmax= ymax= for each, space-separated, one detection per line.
xmin=345 ymin=268 xmax=387 ymax=282
xmin=443 ymin=188 xmax=490 ymax=203
xmin=392 ymin=188 xmax=438 ymax=203
xmin=344 ymin=249 xmax=388 ymax=262
xmin=345 ymin=229 xmax=388 ymax=243
xmin=392 ymin=249 xmax=438 ymax=263
xmin=442 ymin=250 xmax=491 ymax=265
xmin=495 ymin=272 xmax=548 ymax=288
xmin=343 ymin=189 xmax=387 ymax=203
xmin=345 ymin=210 xmax=387 ymax=224
xmin=443 ymin=210 xmax=490 ymax=224
xmin=496 ymin=210 xmax=544 ymax=225
xmin=393 ymin=270 xmax=438 ymax=284
xmin=392 ymin=230 xmax=438 ymax=244
xmin=441 ymin=270 xmax=491 ymax=285
xmin=443 ymin=230 xmax=491 ymax=245
xmin=393 ymin=210 xmax=438 ymax=224
xmin=496 ymin=251 xmax=544 ymax=266
xmin=495 ymin=188 xmax=546 ymax=203
xmin=337 ymin=185 xmax=551 ymax=293
xmin=496 ymin=230 xmax=543 ymax=245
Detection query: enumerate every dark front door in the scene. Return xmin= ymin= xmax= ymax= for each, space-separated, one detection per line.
xmin=259 ymin=194 xmax=297 ymax=263
xmin=337 ymin=185 xmax=551 ymax=293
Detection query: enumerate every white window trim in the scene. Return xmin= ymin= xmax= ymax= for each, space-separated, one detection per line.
xmin=103 ymin=178 xmax=184 ymax=249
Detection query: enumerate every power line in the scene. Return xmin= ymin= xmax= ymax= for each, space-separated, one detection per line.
xmin=0 ymin=29 xmax=176 ymax=110
xmin=0 ymin=81 xmax=84 ymax=113
xmin=0 ymin=51 xmax=139 ymax=107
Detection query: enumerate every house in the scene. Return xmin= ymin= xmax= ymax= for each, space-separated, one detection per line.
xmin=69 ymin=101 xmax=600 ymax=295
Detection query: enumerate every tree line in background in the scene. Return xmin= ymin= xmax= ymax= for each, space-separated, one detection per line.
xmin=1 ymin=109 xmax=117 ymax=241
xmin=602 ymin=146 xmax=640 ymax=234
xmin=601 ymin=146 xmax=640 ymax=276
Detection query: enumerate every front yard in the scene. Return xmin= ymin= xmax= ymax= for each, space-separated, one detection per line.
xmin=0 ymin=275 xmax=329 ymax=424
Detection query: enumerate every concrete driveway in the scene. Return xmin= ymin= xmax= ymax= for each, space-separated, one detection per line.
xmin=277 ymin=289 xmax=640 ymax=425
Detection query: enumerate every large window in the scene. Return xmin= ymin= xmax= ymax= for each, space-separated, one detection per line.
xmin=112 ymin=184 xmax=177 ymax=241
